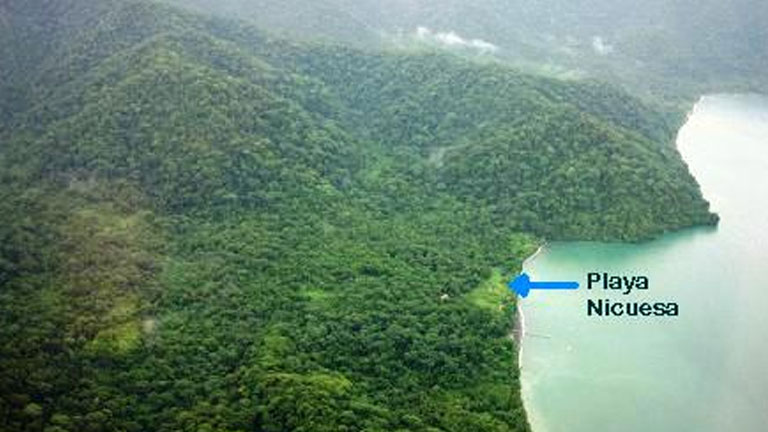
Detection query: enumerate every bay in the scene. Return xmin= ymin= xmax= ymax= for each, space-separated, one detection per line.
xmin=521 ymin=94 xmax=768 ymax=432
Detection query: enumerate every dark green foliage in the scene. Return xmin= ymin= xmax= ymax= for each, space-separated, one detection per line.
xmin=0 ymin=1 xmax=716 ymax=431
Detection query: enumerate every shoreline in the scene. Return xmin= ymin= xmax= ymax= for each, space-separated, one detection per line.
xmin=512 ymin=242 xmax=545 ymax=432
xmin=512 ymin=243 xmax=545 ymax=369
xmin=515 ymin=301 xmax=526 ymax=368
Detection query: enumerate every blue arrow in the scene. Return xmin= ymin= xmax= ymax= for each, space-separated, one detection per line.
xmin=508 ymin=273 xmax=579 ymax=298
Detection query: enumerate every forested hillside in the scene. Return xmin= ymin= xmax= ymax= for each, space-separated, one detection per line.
xmin=1 ymin=1 xmax=715 ymax=431
xmin=168 ymin=0 xmax=768 ymax=98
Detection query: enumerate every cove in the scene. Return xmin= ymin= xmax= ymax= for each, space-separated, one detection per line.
xmin=520 ymin=94 xmax=768 ymax=432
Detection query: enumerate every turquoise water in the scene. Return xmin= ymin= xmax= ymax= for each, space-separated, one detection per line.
xmin=521 ymin=94 xmax=768 ymax=432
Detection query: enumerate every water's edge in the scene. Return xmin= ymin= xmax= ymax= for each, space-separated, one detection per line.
xmin=516 ymin=95 xmax=708 ymax=432
xmin=518 ymin=93 xmax=768 ymax=432
xmin=513 ymin=243 xmax=546 ymax=432
xmin=513 ymin=244 xmax=545 ymax=368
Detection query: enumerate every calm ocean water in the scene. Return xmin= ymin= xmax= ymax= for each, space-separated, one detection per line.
xmin=521 ymin=94 xmax=768 ymax=432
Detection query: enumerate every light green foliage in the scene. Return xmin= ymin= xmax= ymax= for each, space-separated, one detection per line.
xmin=467 ymin=269 xmax=510 ymax=313
xmin=88 ymin=320 xmax=142 ymax=355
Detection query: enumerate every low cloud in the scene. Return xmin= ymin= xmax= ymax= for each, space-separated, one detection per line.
xmin=415 ymin=26 xmax=499 ymax=53
xmin=592 ymin=36 xmax=614 ymax=55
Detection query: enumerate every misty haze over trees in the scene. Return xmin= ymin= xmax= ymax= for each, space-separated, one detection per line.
xmin=170 ymin=0 xmax=768 ymax=97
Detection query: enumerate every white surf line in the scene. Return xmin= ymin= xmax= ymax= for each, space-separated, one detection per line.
xmin=517 ymin=301 xmax=526 ymax=368
xmin=516 ymin=242 xmax=546 ymax=369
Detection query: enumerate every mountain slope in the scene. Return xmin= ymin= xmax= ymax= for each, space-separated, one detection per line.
xmin=1 ymin=1 xmax=715 ymax=431
xmin=165 ymin=0 xmax=768 ymax=98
